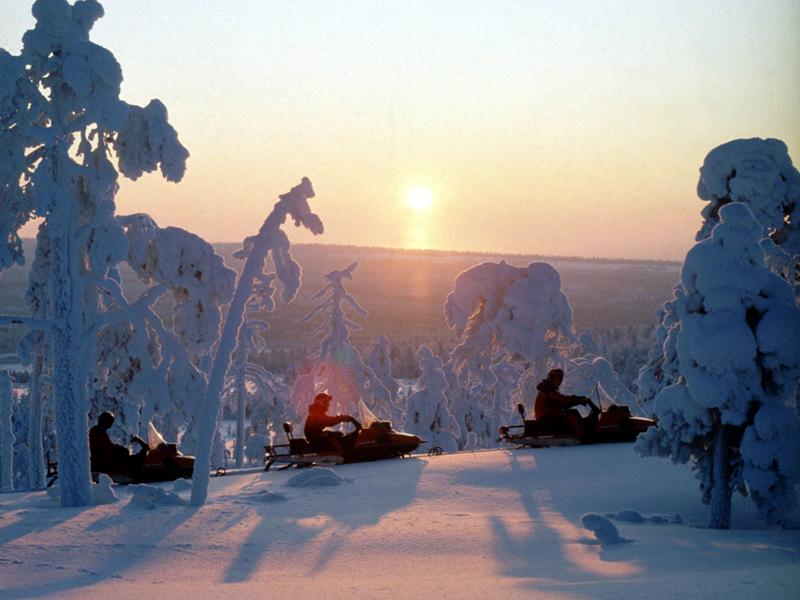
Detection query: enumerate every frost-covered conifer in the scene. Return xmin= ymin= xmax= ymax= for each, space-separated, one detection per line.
xmin=191 ymin=178 xmax=322 ymax=506
xmin=445 ymin=261 xmax=576 ymax=389
xmin=224 ymin=320 xmax=291 ymax=467
xmin=696 ymin=138 xmax=800 ymax=262
xmin=636 ymin=203 xmax=800 ymax=529
xmin=405 ymin=346 xmax=460 ymax=452
xmin=368 ymin=336 xmax=400 ymax=405
xmin=299 ymin=263 xmax=395 ymax=420
xmin=0 ymin=0 xmax=198 ymax=506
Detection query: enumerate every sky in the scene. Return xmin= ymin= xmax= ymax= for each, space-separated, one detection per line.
xmin=2 ymin=0 xmax=799 ymax=260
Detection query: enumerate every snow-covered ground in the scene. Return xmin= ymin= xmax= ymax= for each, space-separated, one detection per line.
xmin=0 ymin=444 xmax=797 ymax=599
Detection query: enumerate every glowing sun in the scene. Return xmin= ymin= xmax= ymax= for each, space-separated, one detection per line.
xmin=406 ymin=186 xmax=433 ymax=211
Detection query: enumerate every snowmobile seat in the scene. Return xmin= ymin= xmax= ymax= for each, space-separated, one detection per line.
xmin=289 ymin=438 xmax=314 ymax=455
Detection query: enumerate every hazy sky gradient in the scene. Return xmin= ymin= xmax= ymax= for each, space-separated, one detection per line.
xmin=3 ymin=0 xmax=799 ymax=259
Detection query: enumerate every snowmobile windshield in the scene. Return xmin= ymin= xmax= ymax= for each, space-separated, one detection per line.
xmin=147 ymin=422 xmax=167 ymax=450
xmin=357 ymin=398 xmax=380 ymax=429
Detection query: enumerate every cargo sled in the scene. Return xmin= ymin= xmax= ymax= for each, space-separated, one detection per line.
xmin=499 ymin=401 xmax=655 ymax=448
xmin=264 ymin=401 xmax=423 ymax=470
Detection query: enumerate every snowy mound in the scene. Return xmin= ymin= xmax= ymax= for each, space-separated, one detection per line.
xmin=45 ymin=474 xmax=119 ymax=506
xmin=286 ymin=467 xmax=349 ymax=488
xmin=581 ymin=513 xmax=630 ymax=546
xmin=129 ymin=484 xmax=187 ymax=507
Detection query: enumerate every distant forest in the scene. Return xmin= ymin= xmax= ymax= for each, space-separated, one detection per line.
xmin=0 ymin=240 xmax=680 ymax=355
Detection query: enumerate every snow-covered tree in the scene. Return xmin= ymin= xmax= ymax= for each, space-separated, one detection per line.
xmin=696 ymin=138 xmax=799 ymax=265
xmin=636 ymin=203 xmax=800 ymax=529
xmin=640 ymin=138 xmax=800 ymax=415
xmin=298 ymin=262 xmax=395 ymax=420
xmin=445 ymin=261 xmax=576 ymax=389
xmin=0 ymin=0 xmax=202 ymax=506
xmin=0 ymin=371 xmax=14 ymax=491
xmin=224 ymin=319 xmax=292 ymax=467
xmin=405 ymin=346 xmax=460 ymax=452
xmin=191 ymin=177 xmax=322 ymax=506
xmin=368 ymin=336 xmax=400 ymax=405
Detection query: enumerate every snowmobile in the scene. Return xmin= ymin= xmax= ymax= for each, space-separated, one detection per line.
xmin=498 ymin=398 xmax=655 ymax=448
xmin=264 ymin=400 xmax=423 ymax=470
xmin=95 ymin=423 xmax=195 ymax=484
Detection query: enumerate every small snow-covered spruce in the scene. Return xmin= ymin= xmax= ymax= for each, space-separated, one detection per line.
xmin=636 ymin=203 xmax=800 ymax=529
xmin=405 ymin=346 xmax=460 ymax=452
xmin=0 ymin=0 xmax=204 ymax=506
xmin=191 ymin=178 xmax=323 ymax=506
xmin=298 ymin=262 xmax=395 ymax=420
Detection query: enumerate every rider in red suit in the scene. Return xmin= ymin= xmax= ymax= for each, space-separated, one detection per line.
xmin=304 ymin=393 xmax=360 ymax=452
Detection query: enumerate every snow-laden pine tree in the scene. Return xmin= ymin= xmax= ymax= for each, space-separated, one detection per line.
xmin=191 ymin=177 xmax=322 ymax=506
xmin=0 ymin=0 xmax=212 ymax=506
xmin=368 ymin=336 xmax=401 ymax=413
xmin=636 ymin=203 xmax=800 ymax=529
xmin=696 ymin=138 xmax=799 ymax=276
xmin=298 ymin=262 xmax=395 ymax=420
xmin=639 ymin=138 xmax=800 ymax=415
xmin=445 ymin=261 xmax=576 ymax=389
xmin=405 ymin=346 xmax=460 ymax=452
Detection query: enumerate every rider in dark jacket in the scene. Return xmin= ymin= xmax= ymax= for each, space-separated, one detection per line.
xmin=89 ymin=411 xmax=148 ymax=474
xmin=534 ymin=369 xmax=591 ymax=437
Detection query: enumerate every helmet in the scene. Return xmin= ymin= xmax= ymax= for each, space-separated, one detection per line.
xmin=314 ymin=392 xmax=332 ymax=405
xmin=547 ymin=368 xmax=564 ymax=379
xmin=98 ymin=411 xmax=115 ymax=427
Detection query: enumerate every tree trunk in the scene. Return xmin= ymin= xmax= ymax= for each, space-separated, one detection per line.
xmin=51 ymin=210 xmax=92 ymax=507
xmin=709 ymin=420 xmax=733 ymax=529
xmin=235 ymin=354 xmax=245 ymax=469
xmin=27 ymin=347 xmax=46 ymax=489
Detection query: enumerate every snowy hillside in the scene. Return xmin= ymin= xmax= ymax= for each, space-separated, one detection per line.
xmin=1 ymin=444 xmax=796 ymax=599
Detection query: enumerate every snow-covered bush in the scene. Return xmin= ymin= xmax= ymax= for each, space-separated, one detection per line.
xmin=636 ymin=203 xmax=800 ymax=529
xmin=405 ymin=346 xmax=460 ymax=452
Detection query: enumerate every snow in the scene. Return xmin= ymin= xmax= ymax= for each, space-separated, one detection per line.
xmin=0 ymin=445 xmax=796 ymax=598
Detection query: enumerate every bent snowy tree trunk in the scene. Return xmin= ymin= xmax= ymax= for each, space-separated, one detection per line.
xmin=708 ymin=418 xmax=733 ymax=529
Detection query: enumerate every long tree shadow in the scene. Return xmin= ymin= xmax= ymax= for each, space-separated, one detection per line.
xmin=0 ymin=493 xmax=90 ymax=547
xmin=454 ymin=448 xmax=800 ymax=594
xmin=2 ymin=495 xmax=199 ymax=600
xmin=223 ymin=457 xmax=426 ymax=583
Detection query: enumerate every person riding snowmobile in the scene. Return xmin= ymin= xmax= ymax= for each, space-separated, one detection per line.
xmin=89 ymin=411 xmax=148 ymax=475
xmin=304 ymin=393 xmax=361 ymax=452
xmin=534 ymin=369 xmax=595 ymax=438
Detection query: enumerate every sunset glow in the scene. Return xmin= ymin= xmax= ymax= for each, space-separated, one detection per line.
xmin=406 ymin=186 xmax=434 ymax=212
xmin=1 ymin=1 xmax=797 ymax=259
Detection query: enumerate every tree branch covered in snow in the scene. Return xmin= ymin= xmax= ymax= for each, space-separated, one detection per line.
xmin=191 ymin=178 xmax=323 ymax=506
